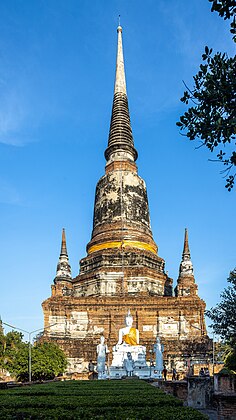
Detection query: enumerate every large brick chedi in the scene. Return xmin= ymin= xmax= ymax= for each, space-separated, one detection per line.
xmin=42 ymin=25 xmax=211 ymax=374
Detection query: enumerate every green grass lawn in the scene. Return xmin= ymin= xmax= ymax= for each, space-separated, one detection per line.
xmin=0 ymin=379 xmax=207 ymax=419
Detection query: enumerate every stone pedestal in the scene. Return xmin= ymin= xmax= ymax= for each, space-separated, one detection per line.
xmin=109 ymin=344 xmax=150 ymax=379
xmin=98 ymin=370 xmax=108 ymax=380
xmin=111 ymin=344 xmax=146 ymax=367
xmin=187 ymin=376 xmax=213 ymax=409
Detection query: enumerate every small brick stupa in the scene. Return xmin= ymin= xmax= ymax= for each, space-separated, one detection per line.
xmin=42 ymin=25 xmax=212 ymax=374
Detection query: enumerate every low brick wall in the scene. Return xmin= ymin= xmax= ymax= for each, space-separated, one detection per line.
xmin=152 ymin=380 xmax=188 ymax=401
xmin=214 ymin=373 xmax=236 ymax=394
xmin=214 ymin=393 xmax=236 ymax=420
xmin=153 ymin=375 xmax=236 ymax=418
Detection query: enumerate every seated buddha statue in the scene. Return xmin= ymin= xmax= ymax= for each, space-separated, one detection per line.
xmin=117 ymin=310 xmax=139 ymax=346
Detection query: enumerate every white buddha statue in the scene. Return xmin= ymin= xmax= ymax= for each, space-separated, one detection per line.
xmin=153 ymin=336 xmax=164 ymax=372
xmin=97 ymin=335 xmax=109 ymax=377
xmin=110 ymin=310 xmax=149 ymax=378
xmin=117 ymin=310 xmax=139 ymax=346
xmin=124 ymin=352 xmax=134 ymax=376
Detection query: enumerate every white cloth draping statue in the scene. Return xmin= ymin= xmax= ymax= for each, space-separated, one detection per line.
xmin=117 ymin=310 xmax=139 ymax=346
xmin=153 ymin=336 xmax=164 ymax=372
xmin=97 ymin=336 xmax=109 ymax=379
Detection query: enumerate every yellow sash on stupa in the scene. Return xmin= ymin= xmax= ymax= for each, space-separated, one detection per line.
xmin=123 ymin=328 xmax=137 ymax=345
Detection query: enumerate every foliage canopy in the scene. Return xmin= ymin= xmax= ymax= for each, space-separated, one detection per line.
xmin=0 ymin=330 xmax=24 ymax=372
xmin=10 ymin=341 xmax=67 ymax=382
xmin=209 ymin=0 xmax=236 ymax=41
xmin=177 ymin=0 xmax=236 ymax=190
xmin=206 ymin=268 xmax=236 ymax=370
xmin=0 ymin=329 xmax=67 ymax=381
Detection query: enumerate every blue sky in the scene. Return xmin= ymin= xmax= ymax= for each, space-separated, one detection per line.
xmin=0 ymin=0 xmax=235 ymax=338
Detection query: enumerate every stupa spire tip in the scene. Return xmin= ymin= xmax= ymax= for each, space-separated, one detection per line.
xmin=183 ymin=228 xmax=190 ymax=256
xmin=117 ymin=15 xmax=122 ymax=32
xmin=60 ymin=228 xmax=68 ymax=256
xmin=104 ymin=17 xmax=138 ymax=163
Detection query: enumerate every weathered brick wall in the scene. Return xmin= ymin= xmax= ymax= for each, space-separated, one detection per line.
xmin=214 ymin=394 xmax=236 ymax=420
xmin=41 ymin=294 xmax=211 ymax=373
xmin=152 ymin=380 xmax=188 ymax=401
xmin=214 ymin=373 xmax=236 ymax=394
xmin=193 ymin=363 xmax=224 ymax=377
xmin=187 ymin=377 xmax=213 ymax=409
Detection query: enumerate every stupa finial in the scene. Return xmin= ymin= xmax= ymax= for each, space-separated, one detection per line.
xmin=104 ymin=23 xmax=138 ymax=163
xmin=54 ymin=228 xmax=72 ymax=283
xmin=183 ymin=228 xmax=190 ymax=258
xmin=114 ymin=18 xmax=126 ymax=94
xmin=60 ymin=228 xmax=68 ymax=256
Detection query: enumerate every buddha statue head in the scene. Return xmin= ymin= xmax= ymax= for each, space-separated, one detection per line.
xmin=125 ymin=310 xmax=133 ymax=327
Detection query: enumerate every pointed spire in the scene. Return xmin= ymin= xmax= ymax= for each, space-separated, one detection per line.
xmin=182 ymin=228 xmax=190 ymax=258
xmin=105 ymin=25 xmax=138 ymax=164
xmin=176 ymin=229 xmax=198 ymax=297
xmin=114 ymin=24 xmax=126 ymax=95
xmin=60 ymin=228 xmax=68 ymax=256
xmin=54 ymin=228 xmax=72 ymax=283
xmin=179 ymin=228 xmax=193 ymax=278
